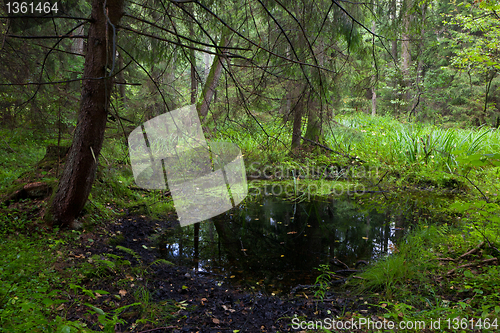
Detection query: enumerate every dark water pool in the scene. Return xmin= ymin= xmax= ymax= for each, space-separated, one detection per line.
xmin=158 ymin=186 xmax=417 ymax=294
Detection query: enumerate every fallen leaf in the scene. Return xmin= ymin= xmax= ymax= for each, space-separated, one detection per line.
xmin=212 ymin=318 xmax=220 ymax=324
xmin=222 ymin=304 xmax=235 ymax=312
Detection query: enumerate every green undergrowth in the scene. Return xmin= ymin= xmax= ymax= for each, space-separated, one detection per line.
xmin=351 ymin=221 xmax=500 ymax=332
xmin=89 ymin=137 xmax=175 ymax=221
xmin=214 ymin=113 xmax=500 ymax=199
xmin=0 ymin=234 xmax=85 ymax=332
xmin=0 ymin=131 xmax=176 ymax=227
xmin=304 ymin=218 xmax=500 ymax=332
xmin=0 ymin=223 xmax=181 ymax=332
xmin=0 ymin=128 xmax=46 ymax=190
xmin=2 ymin=113 xmax=500 ymax=332
xmin=304 ymin=195 xmax=500 ymax=332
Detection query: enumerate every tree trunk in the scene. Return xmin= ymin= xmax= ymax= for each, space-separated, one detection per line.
xmin=391 ymin=38 xmax=398 ymax=113
xmin=371 ymin=86 xmax=377 ymax=117
xmin=116 ymin=51 xmax=126 ymax=108
xmin=304 ymin=36 xmax=326 ymax=145
xmin=197 ymin=29 xmax=230 ymax=119
xmin=291 ymin=83 xmax=307 ymax=149
xmin=371 ymin=20 xmax=377 ymax=117
xmin=410 ymin=3 xmax=426 ymax=118
xmin=304 ymin=96 xmax=322 ymax=143
xmin=190 ymin=47 xmax=197 ymax=105
xmin=71 ymin=25 xmax=85 ymax=56
xmin=391 ymin=0 xmax=398 ymax=113
xmin=48 ymin=0 xmax=124 ymax=228
xmin=401 ymin=2 xmax=412 ymax=111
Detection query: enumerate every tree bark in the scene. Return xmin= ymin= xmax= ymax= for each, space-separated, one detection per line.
xmin=190 ymin=47 xmax=197 ymax=105
xmin=49 ymin=0 xmax=124 ymax=228
xmin=401 ymin=1 xmax=412 ymax=110
xmin=70 ymin=25 xmax=85 ymax=56
xmin=371 ymin=20 xmax=377 ymax=117
xmin=391 ymin=0 xmax=398 ymax=114
xmin=116 ymin=51 xmax=127 ymax=108
xmin=304 ymin=96 xmax=322 ymax=144
xmin=291 ymin=83 xmax=307 ymax=149
xmin=410 ymin=3 xmax=426 ymax=118
xmin=371 ymin=86 xmax=377 ymax=117
xmin=196 ymin=29 xmax=230 ymax=119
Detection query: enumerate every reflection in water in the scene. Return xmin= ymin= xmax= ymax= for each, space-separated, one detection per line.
xmin=159 ymin=187 xmax=414 ymax=294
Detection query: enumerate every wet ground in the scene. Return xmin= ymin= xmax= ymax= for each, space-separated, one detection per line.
xmin=104 ymin=214 xmax=381 ymax=332
xmin=68 ymin=216 xmax=379 ymax=333
xmin=63 ymin=189 xmax=449 ymax=331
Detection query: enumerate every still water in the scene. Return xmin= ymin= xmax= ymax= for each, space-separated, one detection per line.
xmin=158 ymin=185 xmax=416 ymax=294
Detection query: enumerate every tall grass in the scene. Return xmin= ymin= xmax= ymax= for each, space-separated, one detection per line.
xmin=211 ymin=112 xmax=499 ymax=180
xmin=326 ymin=113 xmax=500 ymax=170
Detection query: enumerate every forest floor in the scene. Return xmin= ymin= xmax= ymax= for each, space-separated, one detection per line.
xmin=1 ymin=115 xmax=500 ymax=332
xmin=2 ymin=191 xmax=497 ymax=333
xmin=62 ymin=214 xmax=382 ymax=333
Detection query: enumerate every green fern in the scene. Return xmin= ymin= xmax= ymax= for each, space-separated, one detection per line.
xmin=116 ymin=245 xmax=141 ymax=261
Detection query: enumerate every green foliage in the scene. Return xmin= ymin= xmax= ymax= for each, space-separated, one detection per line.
xmin=115 ymin=245 xmax=142 ymax=263
xmin=85 ymin=302 xmax=141 ymax=333
xmin=327 ymin=113 xmax=500 ymax=174
xmin=313 ymin=264 xmax=332 ymax=301
xmin=449 ymin=199 xmax=500 ymax=255
xmin=0 ymin=129 xmax=45 ymax=190
xmin=0 ymin=236 xmax=87 ymax=332
xmin=358 ymin=224 xmax=442 ymax=297
xmin=444 ymin=1 xmax=500 ymax=73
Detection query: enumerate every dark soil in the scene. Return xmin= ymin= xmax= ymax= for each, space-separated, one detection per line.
xmin=63 ymin=214 xmax=381 ymax=333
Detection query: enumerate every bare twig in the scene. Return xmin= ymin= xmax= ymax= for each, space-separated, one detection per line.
xmin=300 ymin=136 xmax=362 ymax=162
xmin=118 ymin=25 xmax=244 ymax=58
xmin=136 ymin=327 xmax=177 ymax=333
xmin=123 ymin=13 xmax=248 ymax=51
xmin=0 ymin=15 xmax=91 ymax=20
xmin=458 ymin=241 xmax=485 ymax=260
xmin=373 ymin=170 xmax=389 ymax=187
xmin=450 ymin=171 xmax=489 ymax=202
xmin=2 ymin=139 xmax=15 ymax=153
xmin=447 ymin=258 xmax=498 ymax=276
xmin=6 ymin=34 xmax=87 ymax=39
xmin=434 ymin=257 xmax=456 ymax=262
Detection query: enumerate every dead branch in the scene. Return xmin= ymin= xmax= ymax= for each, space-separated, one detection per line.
xmin=434 ymin=257 xmax=456 ymax=262
xmin=447 ymin=258 xmax=498 ymax=276
xmin=458 ymin=241 xmax=485 ymax=260
xmin=7 ymin=34 xmax=87 ymax=39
